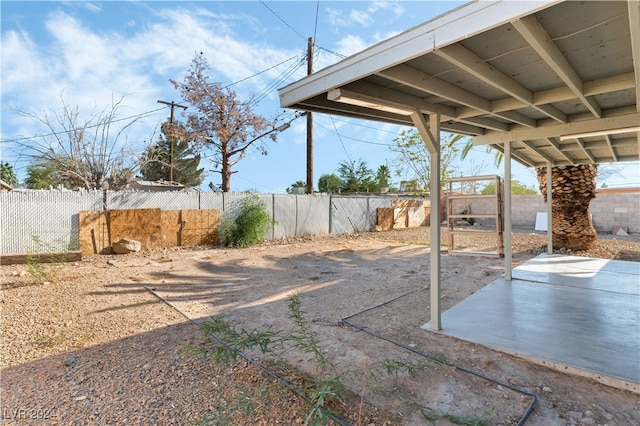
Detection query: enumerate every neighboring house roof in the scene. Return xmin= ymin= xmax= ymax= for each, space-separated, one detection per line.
xmin=596 ymin=186 xmax=640 ymax=194
xmin=279 ymin=0 xmax=639 ymax=167
xmin=0 ymin=179 xmax=13 ymax=191
xmin=127 ymin=180 xmax=185 ymax=192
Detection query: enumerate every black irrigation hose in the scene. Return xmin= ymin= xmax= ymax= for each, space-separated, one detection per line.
xmin=143 ymin=285 xmax=349 ymax=426
xmin=340 ymin=288 xmax=537 ymax=426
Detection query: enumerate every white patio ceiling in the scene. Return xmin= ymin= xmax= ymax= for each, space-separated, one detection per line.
xmin=279 ymin=0 xmax=640 ymax=168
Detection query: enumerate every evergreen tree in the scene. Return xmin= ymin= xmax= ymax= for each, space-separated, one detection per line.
xmin=317 ymin=174 xmax=343 ymax=193
xmin=286 ymin=181 xmax=307 ymax=194
xmin=0 ymin=162 xmax=18 ymax=185
xmin=140 ymin=121 xmax=204 ymax=188
xmin=337 ymin=159 xmax=375 ymax=193
xmin=25 ymin=160 xmax=61 ymax=189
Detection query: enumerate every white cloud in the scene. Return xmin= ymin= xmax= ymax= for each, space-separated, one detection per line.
xmin=325 ymin=7 xmax=349 ymax=28
xmin=1 ymin=2 xmax=314 ymax=182
xmin=1 ymin=30 xmax=48 ymax=99
xmin=325 ymin=1 xmax=406 ymax=30
xmin=334 ymin=34 xmax=369 ymax=58
xmin=74 ymin=2 xmax=102 ymax=13
xmin=349 ymin=9 xmax=373 ymax=26
xmin=369 ymin=2 xmax=405 ymax=18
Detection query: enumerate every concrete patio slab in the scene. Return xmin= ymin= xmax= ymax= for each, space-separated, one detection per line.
xmin=425 ymin=254 xmax=640 ymax=392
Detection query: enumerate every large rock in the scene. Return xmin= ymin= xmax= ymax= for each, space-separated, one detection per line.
xmin=112 ymin=238 xmax=142 ymax=254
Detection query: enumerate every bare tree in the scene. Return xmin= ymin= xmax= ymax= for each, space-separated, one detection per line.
xmin=16 ymin=94 xmax=144 ymax=190
xmin=172 ymin=54 xmax=287 ymax=192
xmin=390 ymin=129 xmax=466 ymax=192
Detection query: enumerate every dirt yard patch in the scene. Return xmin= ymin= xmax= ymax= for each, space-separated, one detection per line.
xmin=2 ymin=227 xmax=639 ymax=425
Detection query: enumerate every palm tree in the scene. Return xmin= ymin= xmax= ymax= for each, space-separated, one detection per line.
xmin=536 ymin=164 xmax=598 ymax=251
xmin=375 ymin=165 xmax=391 ymax=190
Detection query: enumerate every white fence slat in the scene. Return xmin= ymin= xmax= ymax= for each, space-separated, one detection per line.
xmin=1 ymin=190 xmax=637 ymax=255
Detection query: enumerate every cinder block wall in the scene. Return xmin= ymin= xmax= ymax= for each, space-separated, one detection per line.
xmin=590 ymin=193 xmax=639 ymax=233
xmin=465 ymin=193 xmax=639 ymax=232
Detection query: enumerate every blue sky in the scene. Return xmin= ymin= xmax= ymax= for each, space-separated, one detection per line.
xmin=1 ymin=1 xmax=638 ymax=193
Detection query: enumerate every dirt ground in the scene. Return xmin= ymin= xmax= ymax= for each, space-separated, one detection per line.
xmin=1 ymin=226 xmax=639 ymax=425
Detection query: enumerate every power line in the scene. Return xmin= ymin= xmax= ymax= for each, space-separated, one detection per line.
xmin=260 ymin=0 xmax=306 ymax=41
xmin=316 ymin=119 xmax=396 ymax=148
xmin=258 ymin=1 xmax=345 ymax=61
xmin=313 ymin=0 xmax=320 ymax=42
xmin=222 ymin=54 xmax=300 ymax=89
xmin=329 ymin=116 xmax=352 ymax=162
xmin=0 ymin=107 xmax=166 ymax=145
xmin=317 ymin=46 xmax=346 ymax=60
xmin=250 ymin=53 xmax=307 ymax=105
xmin=234 ymin=174 xmax=282 ymax=192
xmin=326 ymin=116 xmax=405 ymax=135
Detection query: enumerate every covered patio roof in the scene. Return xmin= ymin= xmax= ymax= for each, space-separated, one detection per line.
xmin=280 ymin=0 xmax=639 ymax=167
xmin=279 ymin=0 xmax=639 ymax=331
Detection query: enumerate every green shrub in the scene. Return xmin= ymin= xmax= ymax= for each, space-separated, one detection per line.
xmin=219 ymin=195 xmax=272 ymax=248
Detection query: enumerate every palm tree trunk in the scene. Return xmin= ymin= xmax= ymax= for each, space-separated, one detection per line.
xmin=536 ymin=164 xmax=598 ymax=251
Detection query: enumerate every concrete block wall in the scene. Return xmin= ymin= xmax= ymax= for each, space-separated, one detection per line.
xmin=465 ymin=193 xmax=639 ymax=233
xmin=590 ymin=194 xmax=640 ymax=233
xmin=509 ymin=195 xmax=545 ymax=228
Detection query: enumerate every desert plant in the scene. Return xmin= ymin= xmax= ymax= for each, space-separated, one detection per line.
xmin=192 ymin=293 xmax=437 ymax=425
xmin=25 ymin=235 xmax=68 ymax=282
xmin=197 ymin=386 xmax=274 ymax=426
xmin=34 ymin=330 xmax=69 ymax=348
xmin=400 ymin=397 xmax=489 ymax=425
xmin=460 ymin=207 xmax=475 ymax=226
xmin=219 ymin=195 xmax=272 ymax=248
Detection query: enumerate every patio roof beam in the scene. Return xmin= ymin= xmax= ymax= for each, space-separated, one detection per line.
xmin=630 ymin=0 xmax=640 ymax=112
xmin=489 ymin=144 xmax=537 ymax=168
xmin=629 ymin=0 xmax=640 ymax=156
xmin=521 ymin=140 xmax=557 ymax=164
xmin=458 ymin=72 xmax=636 ymax=120
xmin=342 ymin=81 xmax=457 ymax=118
xmin=512 ymin=15 xmax=602 ymax=118
xmin=458 ymin=117 xmax=509 ymax=132
xmin=435 ymin=44 xmax=567 ymax=123
xmin=378 ymin=65 xmax=535 ymax=127
xmin=605 ymin=135 xmax=619 ymax=162
xmin=298 ymin=99 xmax=413 ymax=126
xmin=474 ymin=111 xmax=640 ymax=145
xmin=334 ymin=81 xmax=488 ymax=135
xmin=575 ymin=138 xmax=597 ymax=163
xmin=544 ymin=137 xmax=576 ymax=164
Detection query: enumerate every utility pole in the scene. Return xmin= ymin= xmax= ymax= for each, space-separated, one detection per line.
xmin=306 ymin=37 xmax=314 ymax=194
xmin=157 ymin=100 xmax=188 ymax=182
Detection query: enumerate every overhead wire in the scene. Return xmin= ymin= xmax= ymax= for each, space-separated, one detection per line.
xmin=0 ymin=107 xmax=167 ymax=145
xmin=250 ymin=52 xmax=307 ymax=105
xmin=316 ymin=119 xmax=396 ymax=147
xmin=317 ymin=46 xmax=346 ymax=60
xmin=259 ymin=0 xmax=306 ymax=42
xmin=312 ymin=0 xmax=320 ymax=43
xmin=329 ymin=116 xmax=352 ymax=162
xmin=1 ymin=50 xmax=306 ymax=145
xmin=3 ymin=2 xmax=342 ymax=149
xmin=328 ymin=116 xmax=404 ymax=135
xmin=223 ymin=54 xmax=301 ymax=90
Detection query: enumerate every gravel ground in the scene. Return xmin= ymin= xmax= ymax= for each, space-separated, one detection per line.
xmin=0 ymin=256 xmax=387 ymax=425
xmin=1 ymin=226 xmax=639 ymax=425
